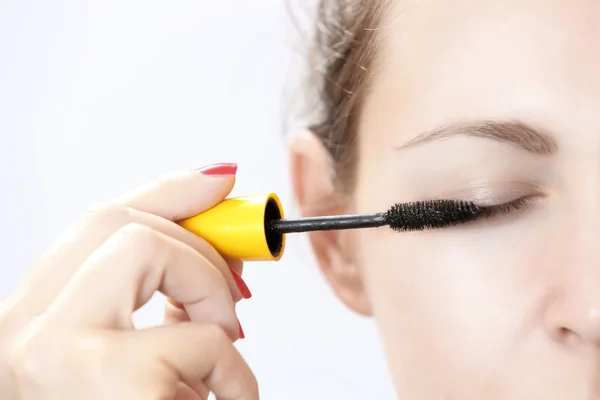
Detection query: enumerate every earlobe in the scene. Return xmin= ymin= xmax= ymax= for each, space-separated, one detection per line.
xmin=288 ymin=131 xmax=373 ymax=316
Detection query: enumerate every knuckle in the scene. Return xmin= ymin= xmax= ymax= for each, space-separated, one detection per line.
xmin=212 ymin=311 xmax=239 ymax=341
xmin=114 ymin=224 xmax=171 ymax=267
xmin=204 ymin=324 xmax=230 ymax=347
xmin=227 ymin=367 xmax=259 ymax=400
xmin=84 ymin=202 xmax=130 ymax=227
xmin=116 ymin=223 xmax=161 ymax=248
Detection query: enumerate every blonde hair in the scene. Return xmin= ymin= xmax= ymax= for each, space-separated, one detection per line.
xmin=306 ymin=0 xmax=390 ymax=188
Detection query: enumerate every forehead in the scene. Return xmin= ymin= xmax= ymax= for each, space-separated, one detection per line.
xmin=361 ymin=0 xmax=600 ymax=146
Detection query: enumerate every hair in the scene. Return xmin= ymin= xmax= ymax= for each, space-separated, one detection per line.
xmin=305 ymin=0 xmax=390 ymax=189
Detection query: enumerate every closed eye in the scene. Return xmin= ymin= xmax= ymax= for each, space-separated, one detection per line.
xmin=477 ymin=196 xmax=536 ymax=219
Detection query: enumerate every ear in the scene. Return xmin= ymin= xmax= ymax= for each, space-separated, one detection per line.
xmin=288 ymin=131 xmax=372 ymax=316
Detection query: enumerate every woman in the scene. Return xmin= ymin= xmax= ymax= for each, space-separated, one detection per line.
xmin=2 ymin=0 xmax=600 ymax=398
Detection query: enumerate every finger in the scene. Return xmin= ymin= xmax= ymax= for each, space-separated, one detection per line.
xmin=173 ymin=383 xmax=209 ymax=400
xmin=167 ymin=258 xmax=245 ymax=312
xmin=129 ymin=323 xmax=258 ymax=400
xmin=116 ymin=165 xmax=236 ymax=220
xmin=164 ymin=299 xmax=191 ymax=324
xmin=11 ymin=177 xmax=242 ymax=321
xmin=163 ymin=300 xmax=244 ymax=342
xmin=228 ymin=258 xmax=244 ymax=276
xmin=185 ymin=379 xmax=211 ymax=400
xmin=46 ymin=223 xmax=240 ymax=339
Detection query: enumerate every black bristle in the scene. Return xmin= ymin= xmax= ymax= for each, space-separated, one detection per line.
xmin=384 ymin=200 xmax=483 ymax=232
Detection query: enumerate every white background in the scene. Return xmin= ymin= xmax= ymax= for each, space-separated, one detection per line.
xmin=0 ymin=1 xmax=394 ymax=398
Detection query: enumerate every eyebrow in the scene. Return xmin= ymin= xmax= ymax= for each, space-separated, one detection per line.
xmin=395 ymin=120 xmax=558 ymax=155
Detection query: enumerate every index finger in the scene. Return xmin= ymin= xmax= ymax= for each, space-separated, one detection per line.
xmin=8 ymin=165 xmax=237 ymax=320
xmin=116 ymin=164 xmax=238 ymax=221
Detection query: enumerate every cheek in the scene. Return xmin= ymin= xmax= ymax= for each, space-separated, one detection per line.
xmin=353 ymin=215 xmax=557 ymax=386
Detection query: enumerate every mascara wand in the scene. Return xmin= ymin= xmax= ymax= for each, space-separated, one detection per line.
xmin=268 ymin=200 xmax=483 ymax=234
xmin=178 ymin=193 xmax=483 ymax=262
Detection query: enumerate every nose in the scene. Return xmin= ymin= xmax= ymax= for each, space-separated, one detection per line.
xmin=542 ymin=200 xmax=600 ymax=349
xmin=544 ymin=229 xmax=600 ymax=348
xmin=545 ymin=285 xmax=600 ymax=348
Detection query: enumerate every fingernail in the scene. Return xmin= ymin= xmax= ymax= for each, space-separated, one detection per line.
xmin=230 ymin=268 xmax=252 ymax=299
xmin=167 ymin=297 xmax=185 ymax=310
xmin=196 ymin=163 xmax=238 ymax=176
xmin=238 ymin=319 xmax=245 ymax=339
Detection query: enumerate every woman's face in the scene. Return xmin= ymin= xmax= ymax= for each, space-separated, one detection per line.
xmin=355 ymin=0 xmax=600 ymax=398
xmin=292 ymin=0 xmax=600 ymax=398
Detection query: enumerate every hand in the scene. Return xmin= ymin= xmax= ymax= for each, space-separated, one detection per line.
xmin=0 ymin=163 xmax=258 ymax=400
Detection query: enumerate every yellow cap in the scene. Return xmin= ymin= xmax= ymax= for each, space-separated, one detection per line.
xmin=178 ymin=193 xmax=286 ymax=261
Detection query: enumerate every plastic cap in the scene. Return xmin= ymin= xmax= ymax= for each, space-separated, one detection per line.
xmin=178 ymin=193 xmax=286 ymax=261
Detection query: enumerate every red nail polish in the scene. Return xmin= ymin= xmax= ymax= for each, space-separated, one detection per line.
xmin=230 ymin=268 xmax=252 ymax=299
xmin=238 ymin=319 xmax=245 ymax=339
xmin=197 ymin=163 xmax=238 ymax=176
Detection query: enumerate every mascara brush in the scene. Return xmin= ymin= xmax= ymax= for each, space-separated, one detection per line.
xmin=268 ymin=200 xmax=482 ymax=234
xmin=178 ymin=193 xmax=484 ymax=262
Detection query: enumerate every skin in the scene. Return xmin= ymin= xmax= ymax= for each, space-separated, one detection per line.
xmin=4 ymin=1 xmax=600 ymax=398
xmin=291 ymin=0 xmax=600 ymax=398
xmin=0 ymin=167 xmax=259 ymax=400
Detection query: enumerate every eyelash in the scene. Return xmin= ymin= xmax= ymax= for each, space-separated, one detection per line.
xmin=478 ymin=196 xmax=535 ymax=219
